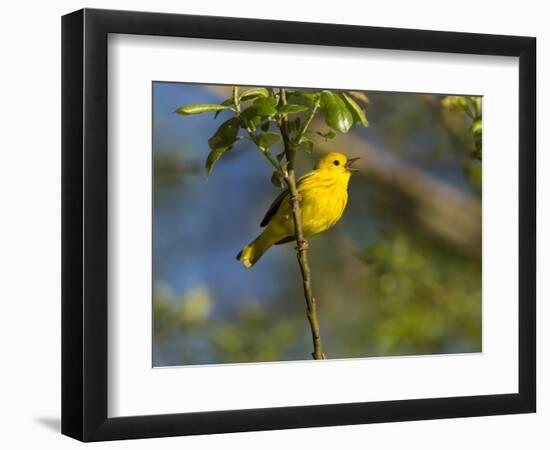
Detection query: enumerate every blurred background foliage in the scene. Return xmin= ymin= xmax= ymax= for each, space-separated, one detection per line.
xmin=153 ymin=82 xmax=482 ymax=366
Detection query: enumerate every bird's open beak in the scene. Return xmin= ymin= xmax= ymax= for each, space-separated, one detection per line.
xmin=345 ymin=157 xmax=360 ymax=172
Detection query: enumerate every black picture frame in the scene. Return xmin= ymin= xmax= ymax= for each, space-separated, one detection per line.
xmin=62 ymin=8 xmax=536 ymax=442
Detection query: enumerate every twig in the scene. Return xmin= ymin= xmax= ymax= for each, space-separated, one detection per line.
xmin=232 ymin=86 xmax=240 ymax=113
xmin=295 ymin=97 xmax=321 ymax=146
xmin=261 ymin=148 xmax=284 ymax=174
xmin=278 ymin=88 xmax=325 ymax=360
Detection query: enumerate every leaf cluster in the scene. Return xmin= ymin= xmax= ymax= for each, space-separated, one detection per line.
xmin=175 ymin=87 xmax=369 ymax=179
xmin=442 ymin=95 xmax=482 ymax=160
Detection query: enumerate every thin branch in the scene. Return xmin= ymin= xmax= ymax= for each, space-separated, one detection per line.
xmin=262 ymin=148 xmax=284 ymax=174
xmin=240 ymin=137 xmax=282 ymax=173
xmin=232 ymin=86 xmax=240 ymax=113
xmin=279 ymin=88 xmax=325 ymax=360
xmin=295 ymin=97 xmax=321 ymax=146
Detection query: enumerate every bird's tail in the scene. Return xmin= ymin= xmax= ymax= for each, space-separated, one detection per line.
xmin=236 ymin=231 xmax=274 ymax=268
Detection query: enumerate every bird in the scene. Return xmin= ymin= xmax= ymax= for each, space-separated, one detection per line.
xmin=237 ymin=152 xmax=359 ymax=268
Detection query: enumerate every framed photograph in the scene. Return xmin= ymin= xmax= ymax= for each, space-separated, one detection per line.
xmin=62 ymin=8 xmax=536 ymax=441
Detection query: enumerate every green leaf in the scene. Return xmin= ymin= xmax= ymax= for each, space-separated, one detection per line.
xmin=461 ymin=100 xmax=476 ymax=119
xmin=240 ymin=88 xmax=270 ymax=102
xmin=279 ymin=104 xmax=309 ymax=114
xmin=253 ymin=97 xmax=278 ymax=117
xmin=270 ymin=171 xmax=284 ymax=189
xmin=288 ymin=91 xmax=318 ymax=107
xmin=250 ymin=117 xmax=262 ymax=131
xmin=470 ymin=96 xmax=482 ymax=117
xmin=240 ymin=97 xmax=277 ymax=130
xmin=175 ymin=104 xmax=229 ymax=115
xmin=208 ymin=117 xmax=240 ymax=150
xmin=320 ymin=91 xmax=353 ymax=133
xmin=256 ymin=132 xmax=281 ymax=150
xmin=470 ymin=118 xmax=482 ymax=135
xmin=206 ymin=118 xmax=240 ymax=176
xmin=316 ymin=130 xmax=336 ymax=141
xmin=240 ymin=106 xmax=262 ymax=131
xmin=341 ymin=93 xmax=369 ymax=127
xmin=297 ymin=137 xmax=314 ymax=153
xmin=205 ymin=145 xmax=234 ymax=177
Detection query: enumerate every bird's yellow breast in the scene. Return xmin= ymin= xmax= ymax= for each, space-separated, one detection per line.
xmin=270 ymin=169 xmax=350 ymax=238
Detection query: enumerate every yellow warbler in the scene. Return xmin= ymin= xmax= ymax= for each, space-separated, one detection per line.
xmin=237 ymin=152 xmax=359 ymax=268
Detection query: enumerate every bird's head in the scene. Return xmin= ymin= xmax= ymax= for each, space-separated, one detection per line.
xmin=315 ymin=152 xmax=360 ymax=175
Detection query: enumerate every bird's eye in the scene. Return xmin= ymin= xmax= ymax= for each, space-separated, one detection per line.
xmin=333 ymin=160 xmax=340 ymax=166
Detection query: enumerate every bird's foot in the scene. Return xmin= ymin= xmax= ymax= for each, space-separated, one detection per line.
xmin=296 ymin=239 xmax=309 ymax=251
xmin=290 ymin=192 xmax=303 ymax=203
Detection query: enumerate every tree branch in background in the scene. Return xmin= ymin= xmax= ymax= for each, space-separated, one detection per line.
xmin=278 ymin=88 xmax=325 ymax=360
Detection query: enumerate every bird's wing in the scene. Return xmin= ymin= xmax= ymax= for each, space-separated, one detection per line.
xmin=260 ymin=189 xmax=288 ymax=227
xmin=259 ymin=171 xmax=318 ymax=227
